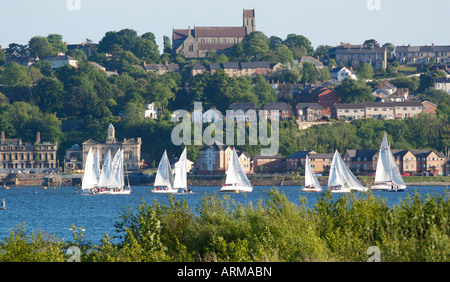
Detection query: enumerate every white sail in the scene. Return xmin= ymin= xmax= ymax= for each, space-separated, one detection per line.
xmin=173 ymin=148 xmax=187 ymax=189
xmin=328 ymin=150 xmax=344 ymax=187
xmin=98 ymin=150 xmax=112 ymax=187
xmin=374 ymin=133 xmax=391 ymax=183
xmin=225 ymin=148 xmax=252 ymax=187
xmin=304 ymin=155 xmax=321 ymax=189
xmin=154 ymin=150 xmax=174 ymax=189
xmin=373 ymin=132 xmax=405 ymax=189
xmin=82 ymin=148 xmax=96 ymax=190
xmin=108 ymin=149 xmax=124 ymax=188
xmin=93 ymin=149 xmax=100 ymax=186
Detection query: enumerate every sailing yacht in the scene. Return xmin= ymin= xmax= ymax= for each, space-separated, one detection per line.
xmin=173 ymin=148 xmax=192 ymax=193
xmin=302 ymin=155 xmax=322 ymax=192
xmin=371 ymin=133 xmax=406 ymax=192
xmin=84 ymin=149 xmax=131 ymax=195
xmin=152 ymin=150 xmax=178 ymax=193
xmin=328 ymin=150 xmax=368 ymax=193
xmin=220 ymin=148 xmax=253 ymax=193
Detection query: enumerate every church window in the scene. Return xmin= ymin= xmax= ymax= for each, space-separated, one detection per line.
xmin=188 ymin=43 xmax=194 ymax=52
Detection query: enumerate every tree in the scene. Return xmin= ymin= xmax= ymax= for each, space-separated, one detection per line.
xmin=28 ymin=36 xmax=55 ymax=58
xmin=146 ymin=81 xmax=175 ymax=115
xmin=355 ymin=62 xmax=374 ymax=79
xmin=0 ymin=49 xmax=6 ymax=66
xmin=253 ymin=75 xmax=277 ymax=108
xmin=163 ymin=36 xmax=172 ymax=55
xmin=33 ymin=77 xmax=64 ymax=114
xmin=242 ymin=31 xmax=270 ymax=61
xmin=335 ymin=78 xmax=374 ymax=103
xmin=2 ymin=62 xmax=32 ymax=87
xmin=363 ymin=39 xmax=380 ymax=48
xmin=284 ymin=34 xmax=314 ymax=57
xmin=300 ymin=62 xmax=319 ymax=84
xmin=47 ymin=34 xmax=67 ymax=54
xmin=274 ymin=44 xmax=293 ymax=63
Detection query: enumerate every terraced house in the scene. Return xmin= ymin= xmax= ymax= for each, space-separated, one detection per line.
xmin=331 ymin=101 xmax=427 ymax=120
xmin=395 ymin=44 xmax=450 ymax=64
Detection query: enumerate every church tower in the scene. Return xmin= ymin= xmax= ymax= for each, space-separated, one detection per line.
xmin=106 ymin=123 xmax=115 ymax=143
xmin=243 ymin=9 xmax=255 ymax=35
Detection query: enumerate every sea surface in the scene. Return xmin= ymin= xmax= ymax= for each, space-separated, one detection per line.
xmin=0 ymin=185 xmax=448 ymax=244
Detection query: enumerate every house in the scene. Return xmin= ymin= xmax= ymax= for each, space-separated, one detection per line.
xmin=421 ymin=101 xmax=437 ymax=114
xmin=144 ymin=103 xmax=158 ymax=119
xmin=82 ymin=124 xmax=142 ymax=171
xmin=434 ymin=77 xmax=450 ymax=94
xmin=294 ymin=86 xmax=341 ymax=114
xmin=285 ymin=150 xmax=315 ymax=171
xmin=0 ymin=132 xmax=58 ymax=173
xmin=308 ymin=153 xmax=334 ymax=174
xmin=253 ymin=153 xmax=284 ymax=173
xmin=331 ymin=103 xmax=366 ymax=120
xmin=261 ymin=102 xmax=292 ymax=121
xmin=299 ymin=56 xmax=324 ymax=69
xmin=228 ymin=102 xmax=257 ymax=122
xmin=143 ymin=61 xmax=180 ymax=74
xmin=193 ymin=61 xmax=281 ymax=78
xmin=372 ymin=81 xmax=397 ymax=97
xmin=395 ymin=44 xmax=450 ymax=64
xmin=391 ymin=150 xmax=417 ymax=175
xmin=41 ymin=53 xmax=78 ymax=69
xmin=329 ymin=42 xmax=387 ymax=69
xmin=194 ymin=141 xmax=251 ymax=174
xmin=64 ymin=144 xmax=83 ymax=172
xmin=330 ymin=67 xmax=357 ymax=82
xmin=295 ymin=103 xmax=323 ymax=121
xmin=410 ymin=150 xmax=446 ymax=176
xmin=343 ymin=150 xmax=379 ymax=174
xmin=172 ymin=9 xmax=255 ymax=58
xmin=332 ymin=101 xmax=424 ymax=120
xmin=5 ymin=56 xmax=38 ymax=67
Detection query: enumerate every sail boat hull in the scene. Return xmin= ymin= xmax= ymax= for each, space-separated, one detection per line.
xmin=220 ymin=185 xmax=253 ymax=193
xmin=302 ymin=186 xmax=322 ymax=192
xmin=371 ymin=182 xmax=406 ymax=191
xmin=152 ymin=187 xmax=179 ymax=194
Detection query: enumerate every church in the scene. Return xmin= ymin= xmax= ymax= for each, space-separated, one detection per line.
xmin=82 ymin=123 xmax=142 ymax=171
xmin=172 ymin=9 xmax=255 ymax=58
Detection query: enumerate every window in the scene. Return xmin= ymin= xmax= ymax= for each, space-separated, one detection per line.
xmin=188 ymin=44 xmax=194 ymax=52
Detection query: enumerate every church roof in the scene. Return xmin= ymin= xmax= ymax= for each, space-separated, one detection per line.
xmin=194 ymin=26 xmax=247 ymax=38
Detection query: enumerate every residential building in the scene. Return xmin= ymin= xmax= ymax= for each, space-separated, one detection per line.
xmin=285 ymin=151 xmax=315 ymax=171
xmin=330 ymin=66 xmax=357 ymax=82
xmin=261 ymin=102 xmax=292 ymax=121
xmin=434 ymin=77 xmax=450 ymax=94
xmin=294 ymin=86 xmax=341 ymax=115
xmin=332 ymin=101 xmax=424 ymax=120
xmin=5 ymin=56 xmax=38 ymax=67
xmin=391 ymin=150 xmax=417 ymax=175
xmin=0 ymin=132 xmax=58 ymax=172
xmin=41 ymin=54 xmax=78 ymax=69
xmin=329 ymin=43 xmax=387 ymax=69
xmin=395 ymin=44 xmax=450 ymax=64
xmin=308 ymin=153 xmax=334 ymax=174
xmin=203 ymin=107 xmax=223 ymax=123
xmin=421 ymin=101 xmax=437 ymax=115
xmin=82 ymin=123 xmax=142 ymax=171
xmin=253 ymin=153 xmax=284 ymax=173
xmin=144 ymin=103 xmax=158 ymax=119
xmin=343 ymin=150 xmax=378 ymax=174
xmin=295 ymin=103 xmax=323 ymax=121
xmin=192 ymin=61 xmax=282 ymax=78
xmin=410 ymin=150 xmax=446 ymax=176
xmin=64 ymin=144 xmax=83 ymax=172
xmin=143 ymin=61 xmax=180 ymax=74
xmin=372 ymin=81 xmax=397 ymax=97
xmin=228 ymin=102 xmax=257 ymax=122
xmin=194 ymin=141 xmax=251 ymax=174
xmin=173 ymin=9 xmax=255 ymax=58
xmin=299 ymin=56 xmax=323 ymax=69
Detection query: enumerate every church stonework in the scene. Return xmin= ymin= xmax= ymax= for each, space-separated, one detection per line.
xmin=172 ymin=9 xmax=255 ymax=58
xmin=82 ymin=123 xmax=142 ymax=171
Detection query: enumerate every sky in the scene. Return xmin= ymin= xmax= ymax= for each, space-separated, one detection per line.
xmin=1 ymin=0 xmax=449 ymax=52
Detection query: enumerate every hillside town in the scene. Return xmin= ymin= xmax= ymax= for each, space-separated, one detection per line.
xmin=0 ymin=8 xmax=449 ymax=183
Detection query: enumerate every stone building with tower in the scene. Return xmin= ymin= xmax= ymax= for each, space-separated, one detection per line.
xmin=172 ymin=9 xmax=255 ymax=58
xmin=0 ymin=131 xmax=58 ymax=172
xmin=81 ymin=123 xmax=142 ymax=171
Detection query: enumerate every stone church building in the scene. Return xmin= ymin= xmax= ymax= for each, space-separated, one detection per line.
xmin=82 ymin=123 xmax=142 ymax=171
xmin=172 ymin=9 xmax=255 ymax=58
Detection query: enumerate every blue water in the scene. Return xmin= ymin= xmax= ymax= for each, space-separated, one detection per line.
xmin=0 ymin=185 xmax=448 ymax=244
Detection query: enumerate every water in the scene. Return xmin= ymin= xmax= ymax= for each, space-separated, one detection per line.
xmin=0 ymin=185 xmax=448 ymax=244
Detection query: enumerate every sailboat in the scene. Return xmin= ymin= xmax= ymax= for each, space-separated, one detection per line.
xmin=1 ymin=198 xmax=6 ymax=210
xmin=220 ymin=148 xmax=253 ymax=193
xmin=302 ymin=155 xmax=322 ymax=192
xmin=173 ymin=148 xmax=192 ymax=193
xmin=81 ymin=148 xmax=100 ymax=193
xmin=328 ymin=150 xmax=368 ymax=193
xmin=152 ymin=150 xmax=177 ymax=193
xmin=371 ymin=133 xmax=406 ymax=192
xmin=87 ymin=149 xmax=131 ymax=195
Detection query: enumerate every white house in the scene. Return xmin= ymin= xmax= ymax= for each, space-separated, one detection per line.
xmin=42 ymin=53 xmax=78 ymax=69
xmin=372 ymin=81 xmax=397 ymax=97
xmin=330 ymin=67 xmax=357 ymax=82
xmin=434 ymin=78 xmax=450 ymax=94
xmin=144 ymin=103 xmax=158 ymax=119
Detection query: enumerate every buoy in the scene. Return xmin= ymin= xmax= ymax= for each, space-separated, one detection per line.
xmin=235 ymin=190 xmax=239 ymax=194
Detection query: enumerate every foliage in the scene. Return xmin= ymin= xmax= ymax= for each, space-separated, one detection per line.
xmin=1 ymin=189 xmax=448 ymax=262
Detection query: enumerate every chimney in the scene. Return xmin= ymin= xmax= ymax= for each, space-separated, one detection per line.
xmin=432 ymin=43 xmax=435 ymax=47
xmin=36 ymin=132 xmax=41 ymax=144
